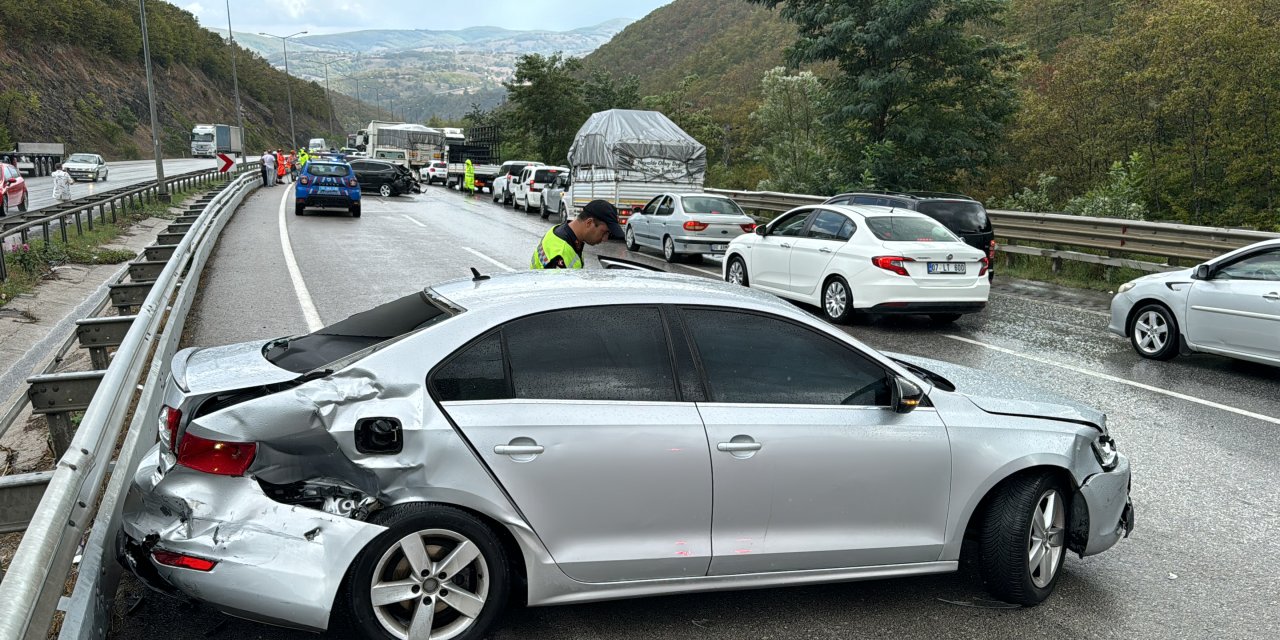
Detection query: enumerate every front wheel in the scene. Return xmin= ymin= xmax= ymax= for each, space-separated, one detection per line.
xmin=379 ymin=184 xmax=393 ymax=197
xmin=1130 ymin=304 xmax=1179 ymax=360
xmin=822 ymin=276 xmax=854 ymax=324
xmin=351 ymin=205 xmax=362 ymax=218
xmin=726 ymin=256 xmax=749 ymax=287
xmin=979 ymin=474 xmax=1069 ymax=605
xmin=539 ymin=200 xmax=549 ymax=219
xmin=558 ymin=206 xmax=568 ymax=225
xmin=341 ymin=504 xmax=511 ymax=640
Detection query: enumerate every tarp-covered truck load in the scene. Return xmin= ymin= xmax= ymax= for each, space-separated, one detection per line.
xmin=565 ymin=109 xmax=706 ymax=229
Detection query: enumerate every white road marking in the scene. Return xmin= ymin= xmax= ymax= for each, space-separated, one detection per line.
xmin=276 ymin=188 xmax=324 ymax=332
xmin=400 ymin=214 xmax=426 ymax=228
xmin=462 ymin=246 xmax=516 ymax=272
xmin=944 ymin=334 xmax=1280 ymax=426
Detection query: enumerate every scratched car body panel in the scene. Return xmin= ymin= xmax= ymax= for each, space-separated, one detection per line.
xmin=119 ymin=271 xmax=1133 ymax=639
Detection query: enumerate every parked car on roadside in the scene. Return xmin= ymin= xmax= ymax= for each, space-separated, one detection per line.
xmin=626 ymin=192 xmax=756 ymax=262
xmin=1109 ymin=237 xmax=1280 ymax=365
xmin=420 ymin=161 xmax=448 ymax=186
xmin=63 ymin=153 xmax=108 ymax=182
xmin=349 ymin=158 xmax=416 ymax=197
xmin=119 ymin=269 xmax=1131 ymax=640
xmin=725 ymin=204 xmax=990 ymax=324
xmin=824 ymin=192 xmax=997 ymax=281
xmin=540 ymin=171 xmax=572 ymax=221
xmin=295 ymin=160 xmax=361 ymax=217
xmin=1 ymin=161 xmax=30 ymax=215
xmin=492 ymin=160 xmax=539 ymax=206
xmin=513 ymin=165 xmax=566 ymax=213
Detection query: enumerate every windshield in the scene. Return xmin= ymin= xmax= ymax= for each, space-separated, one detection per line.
xmin=264 ymin=291 xmax=450 ymax=373
xmin=376 ymin=151 xmax=406 ymax=160
xmin=192 ymin=134 xmax=214 ymax=142
xmin=308 ymin=163 xmax=351 ymax=177
xmin=914 ymin=201 xmax=992 ymax=234
xmin=866 ymin=216 xmax=961 ymax=243
xmin=68 ymin=154 xmax=97 ymax=163
xmin=682 ymin=196 xmax=744 ymax=215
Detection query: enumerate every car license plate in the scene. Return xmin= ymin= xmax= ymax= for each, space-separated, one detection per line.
xmin=319 ymin=186 xmax=338 ymax=194
xmin=711 ymin=244 xmax=728 ymax=252
xmin=928 ymin=262 xmax=966 ymax=274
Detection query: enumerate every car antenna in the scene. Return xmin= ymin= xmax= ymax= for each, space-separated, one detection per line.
xmin=470 ymin=267 xmax=489 ymax=281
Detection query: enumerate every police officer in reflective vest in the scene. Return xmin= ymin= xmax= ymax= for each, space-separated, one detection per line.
xmin=530 ymin=199 xmax=622 ymax=269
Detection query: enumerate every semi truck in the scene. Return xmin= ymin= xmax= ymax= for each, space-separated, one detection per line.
xmin=445 ymin=125 xmax=500 ymax=192
xmin=190 ymin=124 xmax=243 ymax=157
xmin=1 ymin=142 xmax=66 ymax=177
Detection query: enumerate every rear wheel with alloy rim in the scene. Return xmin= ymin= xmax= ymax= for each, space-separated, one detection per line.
xmin=726 ymin=256 xmax=749 ymax=286
xmin=1130 ymin=303 xmax=1179 ymax=360
xmin=342 ymin=504 xmax=510 ymax=640
xmin=625 ymin=226 xmax=639 ymax=251
xmin=662 ymin=235 xmax=678 ymax=263
xmin=979 ymin=474 xmax=1068 ymax=605
xmin=822 ymin=276 xmax=853 ymax=323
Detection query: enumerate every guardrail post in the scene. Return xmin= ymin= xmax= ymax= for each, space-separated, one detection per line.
xmin=76 ymin=316 xmax=136 ymax=370
xmin=59 ymin=215 xmax=69 ymax=244
xmin=41 ymin=220 xmax=51 ymax=244
xmin=27 ymin=371 xmax=106 ymax=458
xmin=86 ymin=207 xmax=94 ymax=231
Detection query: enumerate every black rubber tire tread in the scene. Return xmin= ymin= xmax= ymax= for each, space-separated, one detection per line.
xmin=295 ymin=205 xmax=305 ymax=216
xmin=351 ymin=207 xmax=362 ymax=218
xmin=339 ymin=503 xmax=511 ymax=640
xmin=1129 ymin=303 xmax=1179 ymax=360
xmin=978 ymin=472 xmax=1066 ymax=606
xmin=539 ymin=201 xmax=549 ymax=219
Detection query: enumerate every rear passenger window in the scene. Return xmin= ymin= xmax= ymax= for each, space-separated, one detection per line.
xmin=505 ymin=307 xmax=677 ymax=402
xmin=432 ymin=333 xmax=508 ymax=402
xmin=807 ymin=211 xmax=848 ymax=241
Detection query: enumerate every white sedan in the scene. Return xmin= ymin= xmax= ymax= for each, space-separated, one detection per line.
xmin=1108 ymin=238 xmax=1280 ymax=364
xmin=724 ymin=204 xmax=990 ymax=323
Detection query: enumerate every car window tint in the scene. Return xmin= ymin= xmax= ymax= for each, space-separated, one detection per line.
xmin=308 ymin=163 xmax=350 ymax=177
xmin=1217 ymin=249 xmax=1280 ymax=281
xmin=914 ymin=201 xmax=992 ymax=234
xmin=837 ymin=219 xmax=856 ymax=241
xmin=807 ymin=211 xmax=849 ymax=240
xmin=849 ymin=196 xmax=877 ymax=206
xmin=682 ymin=196 xmax=744 ymax=215
xmin=866 ymin=216 xmax=960 ymax=243
xmin=432 ymin=333 xmax=509 ymax=401
xmin=666 ymin=312 xmax=707 ymax=402
xmin=641 ymin=196 xmax=662 ymax=215
xmin=505 ymin=306 xmax=677 ymax=402
xmin=683 ymin=309 xmax=892 ymax=406
xmin=772 ymin=211 xmax=813 ymax=237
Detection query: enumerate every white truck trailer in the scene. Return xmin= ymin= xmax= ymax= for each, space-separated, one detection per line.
xmin=2 ymin=142 xmax=66 ymax=177
xmin=191 ymin=124 xmax=242 ymax=157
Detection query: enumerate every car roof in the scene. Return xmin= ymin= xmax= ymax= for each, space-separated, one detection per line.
xmin=428 ymin=270 xmax=796 ymax=318
xmin=794 ymin=203 xmax=942 ymax=222
xmin=533 ymin=165 xmax=568 ymax=172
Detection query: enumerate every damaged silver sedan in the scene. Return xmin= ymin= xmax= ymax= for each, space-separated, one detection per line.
xmin=120 ymin=270 xmax=1134 ymax=639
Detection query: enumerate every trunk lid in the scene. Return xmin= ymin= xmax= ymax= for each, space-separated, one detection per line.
xmin=878 ymin=240 xmax=984 ymax=287
xmin=172 ymin=342 xmax=300 ymax=395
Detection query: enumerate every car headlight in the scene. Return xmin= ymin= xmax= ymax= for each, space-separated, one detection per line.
xmin=1117 ymin=280 xmax=1138 ymax=294
xmin=1092 ymin=434 xmax=1119 ymax=471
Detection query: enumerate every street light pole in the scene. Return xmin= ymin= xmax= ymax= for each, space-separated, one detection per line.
xmin=224 ymin=0 xmax=244 ymax=164
xmin=139 ymin=0 xmax=168 ymax=200
xmin=260 ymin=30 xmax=308 ymax=149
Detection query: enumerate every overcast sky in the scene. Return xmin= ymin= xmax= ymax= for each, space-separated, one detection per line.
xmin=171 ymin=0 xmax=675 ymax=36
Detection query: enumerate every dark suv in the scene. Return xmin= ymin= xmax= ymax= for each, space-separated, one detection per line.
xmin=824 ymin=191 xmax=997 ymax=280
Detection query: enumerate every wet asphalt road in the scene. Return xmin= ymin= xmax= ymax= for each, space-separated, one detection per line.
xmin=10 ymin=158 xmax=224 ymax=214
xmin=111 ymin=185 xmax=1280 ymax=639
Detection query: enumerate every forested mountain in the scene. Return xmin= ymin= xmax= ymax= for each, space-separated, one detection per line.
xmin=0 ymin=0 xmax=386 ymax=159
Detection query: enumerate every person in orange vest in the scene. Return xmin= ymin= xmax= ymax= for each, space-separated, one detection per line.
xmin=275 ymin=149 xmax=289 ymax=184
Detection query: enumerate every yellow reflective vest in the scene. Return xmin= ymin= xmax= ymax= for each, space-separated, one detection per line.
xmin=530 ymin=226 xmax=583 ymax=269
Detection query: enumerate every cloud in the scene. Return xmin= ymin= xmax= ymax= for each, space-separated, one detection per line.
xmin=182 ymin=2 xmax=205 ymax=15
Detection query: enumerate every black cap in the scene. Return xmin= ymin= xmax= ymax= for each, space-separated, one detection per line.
xmin=581 ymin=199 xmax=624 ymax=238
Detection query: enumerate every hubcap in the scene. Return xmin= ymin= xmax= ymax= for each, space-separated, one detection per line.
xmin=370 ymin=528 xmax=489 ymax=640
xmin=1134 ymin=310 xmax=1169 ymax=354
xmin=1028 ymin=489 xmax=1066 ymax=589
xmin=824 ymin=281 xmax=848 ymax=319
xmin=727 ymin=260 xmax=745 ymax=285
xmin=381 ymin=185 xmax=392 ymax=197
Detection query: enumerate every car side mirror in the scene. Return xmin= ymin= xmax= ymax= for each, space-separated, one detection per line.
xmin=892 ymin=376 xmax=924 ymax=414
xmin=1193 ymin=264 xmax=1212 ymax=280
xmin=754 ymin=225 xmax=767 ymax=236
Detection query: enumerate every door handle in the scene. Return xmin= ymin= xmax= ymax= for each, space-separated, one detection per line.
xmin=1264 ymin=292 xmax=1280 ymax=301
xmin=819 ymin=247 xmax=833 ymax=254
xmin=495 ymin=445 xmax=544 ymax=456
xmin=717 ymin=442 xmax=762 ymax=453
xmin=779 ymin=243 xmax=791 ymax=249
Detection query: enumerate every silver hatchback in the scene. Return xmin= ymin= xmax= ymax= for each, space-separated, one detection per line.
xmin=626 ymin=192 xmax=758 ymax=262
xmin=120 ymin=271 xmax=1133 ymax=639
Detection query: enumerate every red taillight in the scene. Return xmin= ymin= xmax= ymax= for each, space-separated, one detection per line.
xmin=872 ymin=255 xmax=915 ymax=277
xmin=740 ymin=223 xmax=756 ymax=233
xmin=527 ymin=179 xmax=535 ymax=186
xmin=176 ymin=432 xmax=256 ymax=476
xmin=683 ymin=221 xmax=709 ymax=231
xmin=347 ymin=178 xmax=358 ymax=187
xmin=979 ymin=256 xmax=990 ymax=277
xmin=299 ymin=176 xmax=310 ymax=185
xmin=988 ymin=239 xmax=997 ymax=260
xmin=152 ymin=550 xmax=217 ymax=572
xmin=158 ymin=405 xmax=181 ymax=450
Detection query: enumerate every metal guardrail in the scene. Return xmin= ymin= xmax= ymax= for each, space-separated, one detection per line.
xmin=705 ymin=188 xmax=1280 ymax=272
xmin=0 ymin=169 xmax=260 ymax=640
xmin=1 ymin=164 xmax=260 ymax=283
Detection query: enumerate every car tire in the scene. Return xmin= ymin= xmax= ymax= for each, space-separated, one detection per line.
xmin=295 ymin=204 xmax=305 ymax=216
xmin=1 ymin=195 xmax=7 ymax=217
xmin=539 ymin=200 xmax=549 ymax=219
xmin=558 ymin=206 xmax=568 ymax=225
xmin=662 ymin=235 xmax=679 ymax=263
xmin=625 ymin=226 xmax=639 ymax=251
xmin=379 ymin=184 xmax=393 ymax=197
xmin=821 ymin=276 xmax=854 ymax=324
xmin=351 ymin=205 xmax=362 ymax=218
xmin=929 ymin=313 xmax=962 ymax=324
xmin=492 ymin=189 xmax=499 ymax=203
xmin=1129 ymin=303 xmax=1179 ymax=360
xmin=339 ymin=503 xmax=511 ymax=640
xmin=979 ymin=473 xmax=1069 ymax=606
xmin=18 ymin=190 xmax=28 ymax=212
xmin=726 ymin=256 xmax=749 ymax=287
